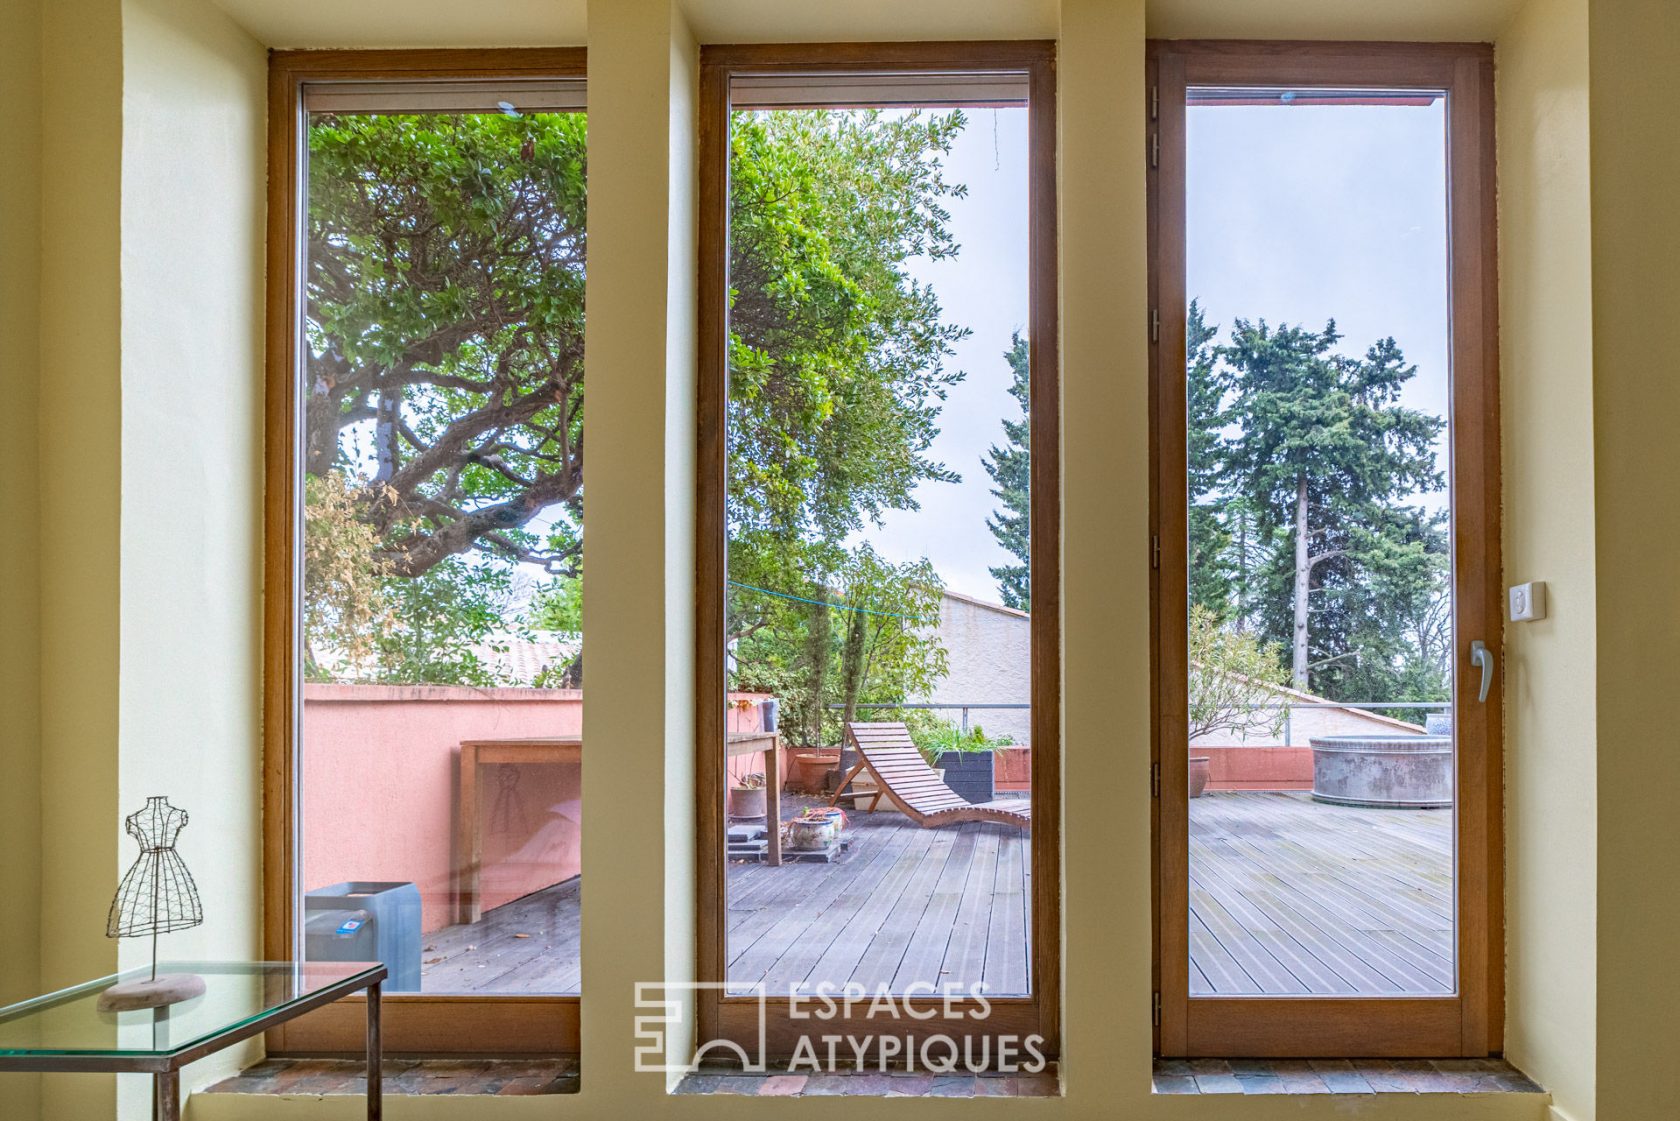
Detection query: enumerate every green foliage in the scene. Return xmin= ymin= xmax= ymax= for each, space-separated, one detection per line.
xmin=982 ymin=333 xmax=1032 ymax=610
xmin=1192 ymin=311 xmax=1448 ymax=700
xmin=1186 ymin=604 xmax=1290 ymax=742
xmin=722 ymin=109 xmax=976 ymax=736
xmin=901 ymin=710 xmax=1013 ymax=764
xmin=532 ymin=573 xmax=584 ymax=634
xmin=731 ymin=545 xmax=948 ymax=748
xmin=305 ymin=110 xmax=589 ymax=580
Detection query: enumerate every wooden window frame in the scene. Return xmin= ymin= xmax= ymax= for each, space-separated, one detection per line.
xmin=1147 ymin=39 xmax=1502 ymax=1058
xmin=695 ymin=40 xmax=1061 ymax=1059
xmin=263 ymin=47 xmax=587 ymax=1056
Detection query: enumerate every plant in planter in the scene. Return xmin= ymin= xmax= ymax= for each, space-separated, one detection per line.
xmin=1187 ymin=605 xmax=1290 ymax=797
xmin=908 ymin=717 xmax=1012 ymax=804
xmin=728 ymin=772 xmax=768 ymax=819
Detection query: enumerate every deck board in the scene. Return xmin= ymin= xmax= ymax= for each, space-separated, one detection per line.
xmin=416 ymin=789 xmax=1451 ymax=1000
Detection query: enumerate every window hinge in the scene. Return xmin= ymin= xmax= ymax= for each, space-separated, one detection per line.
xmin=1151 ymin=533 xmax=1160 ymax=569
xmin=1152 ymin=991 xmax=1162 ymax=1026
xmin=1151 ymin=307 xmax=1160 ymax=343
xmin=1151 ymin=761 xmax=1161 ymax=798
xmin=1150 ymin=130 xmax=1159 ymax=168
xmin=1151 ymin=84 xmax=1159 ymax=120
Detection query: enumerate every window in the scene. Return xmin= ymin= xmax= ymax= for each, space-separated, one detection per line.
xmin=696 ymin=42 xmax=1060 ymax=1064
xmin=265 ymin=50 xmax=587 ymax=1054
xmin=1148 ymin=41 xmax=1501 ymax=1057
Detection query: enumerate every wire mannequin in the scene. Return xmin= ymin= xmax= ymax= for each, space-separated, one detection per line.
xmin=106 ymin=796 xmax=203 ymax=984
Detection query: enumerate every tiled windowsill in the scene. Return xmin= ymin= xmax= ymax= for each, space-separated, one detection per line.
xmin=674 ymin=1064 xmax=1060 ymax=1098
xmin=1152 ymin=1057 xmax=1543 ymax=1096
xmin=202 ymin=1058 xmax=580 ymax=1097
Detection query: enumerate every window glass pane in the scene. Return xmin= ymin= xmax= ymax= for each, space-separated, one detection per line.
xmin=297 ymin=85 xmax=587 ymax=996
xmin=722 ymin=94 xmax=1035 ymax=999
xmin=1183 ymin=88 xmax=1456 ymax=998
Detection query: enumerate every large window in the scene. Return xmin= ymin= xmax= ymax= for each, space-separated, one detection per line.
xmin=1149 ymin=41 xmax=1501 ymax=1057
xmin=696 ymin=42 xmax=1059 ymax=1063
xmin=265 ymin=50 xmax=587 ymax=1054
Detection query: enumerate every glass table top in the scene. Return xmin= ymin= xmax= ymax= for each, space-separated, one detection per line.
xmin=0 ymin=961 xmax=382 ymax=1058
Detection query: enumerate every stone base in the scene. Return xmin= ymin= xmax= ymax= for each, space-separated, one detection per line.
xmin=96 ymin=973 xmax=207 ymax=1012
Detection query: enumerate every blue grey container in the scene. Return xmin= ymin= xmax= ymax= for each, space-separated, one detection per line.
xmin=935 ymin=750 xmax=995 ymax=804
xmin=304 ymin=881 xmax=423 ymax=992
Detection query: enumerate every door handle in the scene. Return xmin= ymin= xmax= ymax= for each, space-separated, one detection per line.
xmin=1469 ymin=640 xmax=1494 ymax=704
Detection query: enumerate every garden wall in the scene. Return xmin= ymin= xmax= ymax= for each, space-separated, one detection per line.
xmin=302 ymin=684 xmax=770 ymax=933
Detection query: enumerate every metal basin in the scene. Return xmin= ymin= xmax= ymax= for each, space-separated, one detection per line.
xmin=1310 ymin=734 xmax=1453 ymax=808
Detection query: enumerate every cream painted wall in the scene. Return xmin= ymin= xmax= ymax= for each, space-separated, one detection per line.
xmin=1494 ymin=5 xmax=1596 ymax=1119
xmin=207 ymin=0 xmax=587 ymax=49
xmin=36 ymin=1 xmax=125 ymax=1118
xmin=1146 ymin=0 xmax=1526 ymax=41
xmin=0 ymin=0 xmax=45 ymax=1117
xmin=1588 ymin=3 xmax=1680 ymax=1120
xmin=8 ymin=0 xmax=1672 ymax=1117
xmin=117 ymin=0 xmax=266 ymax=1116
xmin=577 ymin=0 xmax=700 ymax=1105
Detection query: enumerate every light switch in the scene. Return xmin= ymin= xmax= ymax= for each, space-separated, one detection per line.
xmin=1509 ymin=581 xmax=1547 ymax=622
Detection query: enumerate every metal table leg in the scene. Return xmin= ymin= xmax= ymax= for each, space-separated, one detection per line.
xmin=366 ymin=981 xmax=382 ymax=1120
xmin=154 ymin=1069 xmax=180 ymax=1121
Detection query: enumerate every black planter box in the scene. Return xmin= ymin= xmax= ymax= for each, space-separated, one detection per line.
xmin=935 ymin=750 xmax=995 ymax=804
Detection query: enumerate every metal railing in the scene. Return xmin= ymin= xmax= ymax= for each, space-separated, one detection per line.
xmin=826 ymin=701 xmax=1028 ymax=734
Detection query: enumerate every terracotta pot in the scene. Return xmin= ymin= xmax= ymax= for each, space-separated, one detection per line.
xmin=1189 ymin=756 xmax=1212 ymax=798
xmin=728 ymin=785 xmax=768 ymax=819
xmin=787 ymin=749 xmax=841 ymax=795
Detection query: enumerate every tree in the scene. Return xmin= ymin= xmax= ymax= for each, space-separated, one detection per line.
xmin=304 ymin=107 xmax=975 ymax=691
xmin=981 ymin=332 xmax=1031 ymax=609
xmin=306 ymin=111 xmax=589 ymax=580
xmin=1185 ymin=300 xmax=1234 ymax=619
xmin=1186 ymin=605 xmax=1290 ymax=742
xmin=1218 ymin=319 xmax=1444 ymax=693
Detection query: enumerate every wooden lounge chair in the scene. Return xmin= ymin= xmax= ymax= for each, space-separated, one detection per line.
xmin=830 ymin=721 xmax=1031 ymax=830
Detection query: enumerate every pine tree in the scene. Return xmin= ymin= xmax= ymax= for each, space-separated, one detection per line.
xmin=982 ymin=333 xmax=1032 ymax=610
xmin=1186 ymin=300 xmax=1234 ymax=618
xmin=1218 ymin=319 xmax=1444 ymax=693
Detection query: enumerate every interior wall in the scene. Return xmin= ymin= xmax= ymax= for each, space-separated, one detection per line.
xmin=577 ymin=0 xmax=699 ymax=1105
xmin=1494 ymin=1 xmax=1596 ymax=1118
xmin=113 ymin=0 xmax=267 ymax=1114
xmin=1587 ymin=3 xmax=1680 ymax=1120
xmin=3 ymin=0 xmax=1655 ymax=1117
xmin=0 ymin=0 xmax=45 ymax=1116
xmin=36 ymin=1 xmax=125 ymax=1118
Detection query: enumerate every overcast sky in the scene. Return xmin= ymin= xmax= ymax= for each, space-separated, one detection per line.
xmin=857 ymin=97 xmax=1451 ymax=605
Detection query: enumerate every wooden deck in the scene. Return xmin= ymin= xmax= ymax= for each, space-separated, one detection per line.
xmin=1189 ymin=791 xmax=1453 ymax=996
xmin=423 ymin=876 xmax=581 ymax=994
xmin=726 ymin=796 xmax=1032 ymax=997
xmin=418 ymin=790 xmax=1451 ymax=998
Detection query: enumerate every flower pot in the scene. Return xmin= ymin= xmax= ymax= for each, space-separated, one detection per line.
xmin=786 ymin=811 xmax=842 ymax=851
xmin=935 ymin=749 xmax=995 ymax=804
xmin=728 ymin=785 xmax=767 ymax=819
xmin=787 ymin=749 xmax=841 ymax=795
xmin=1189 ymin=756 xmax=1212 ymax=798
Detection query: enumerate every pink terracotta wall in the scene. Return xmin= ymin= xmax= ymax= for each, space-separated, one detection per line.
xmin=1197 ymin=746 xmax=1314 ymax=791
xmin=302 ymin=684 xmax=769 ymax=933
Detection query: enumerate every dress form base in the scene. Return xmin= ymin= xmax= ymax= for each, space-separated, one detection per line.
xmin=97 ymin=974 xmax=206 ymax=1012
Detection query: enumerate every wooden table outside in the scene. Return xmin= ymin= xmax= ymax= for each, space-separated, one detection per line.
xmin=728 ymin=731 xmax=781 ymax=866
xmin=457 ymin=737 xmax=582 ymax=925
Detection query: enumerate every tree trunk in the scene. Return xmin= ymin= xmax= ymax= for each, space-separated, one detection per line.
xmin=839 ymin=605 xmax=867 ymax=728
xmin=804 ymin=599 xmax=830 ymax=745
xmin=1292 ymin=475 xmax=1311 ymax=690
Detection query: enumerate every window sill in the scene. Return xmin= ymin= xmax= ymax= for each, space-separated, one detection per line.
xmin=674 ymin=1065 xmax=1059 ymax=1098
xmin=1152 ymin=1058 xmax=1542 ymax=1096
xmin=202 ymin=1058 xmax=579 ymax=1097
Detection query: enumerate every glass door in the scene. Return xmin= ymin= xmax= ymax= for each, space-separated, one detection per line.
xmin=1150 ymin=42 xmax=1501 ymax=1058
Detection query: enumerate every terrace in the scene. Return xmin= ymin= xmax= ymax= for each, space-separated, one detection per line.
xmin=417 ymin=787 xmax=1450 ymax=998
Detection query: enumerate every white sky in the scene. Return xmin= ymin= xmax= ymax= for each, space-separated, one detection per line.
xmin=850 ymin=107 xmax=1031 ymax=601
